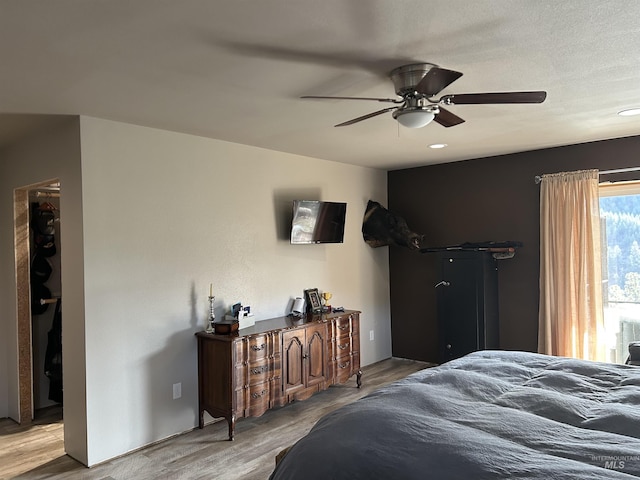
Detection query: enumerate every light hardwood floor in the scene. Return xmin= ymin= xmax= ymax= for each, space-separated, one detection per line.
xmin=1 ymin=357 xmax=429 ymax=480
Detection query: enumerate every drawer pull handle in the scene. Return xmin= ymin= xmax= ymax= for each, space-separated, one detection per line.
xmin=339 ymin=361 xmax=350 ymax=369
xmin=251 ymin=389 xmax=268 ymax=399
xmin=250 ymin=366 xmax=268 ymax=375
xmin=251 ymin=344 xmax=266 ymax=352
xmin=337 ymin=325 xmax=349 ymax=331
xmin=338 ymin=344 xmax=348 ymax=350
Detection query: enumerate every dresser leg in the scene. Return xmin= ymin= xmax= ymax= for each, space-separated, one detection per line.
xmin=227 ymin=414 xmax=236 ymax=441
xmin=356 ymin=370 xmax=362 ymax=388
xmin=199 ymin=410 xmax=204 ymax=429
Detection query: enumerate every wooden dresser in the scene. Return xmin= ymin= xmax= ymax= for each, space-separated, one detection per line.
xmin=196 ymin=310 xmax=361 ymax=440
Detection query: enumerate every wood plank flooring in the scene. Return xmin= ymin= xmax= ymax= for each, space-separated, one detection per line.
xmin=1 ymin=357 xmax=429 ymax=480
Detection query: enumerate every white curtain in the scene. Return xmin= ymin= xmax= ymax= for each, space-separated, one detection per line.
xmin=538 ymin=169 xmax=605 ymax=361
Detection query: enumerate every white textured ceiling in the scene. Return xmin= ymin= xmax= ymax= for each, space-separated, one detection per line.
xmin=2 ymin=1 xmax=640 ymax=170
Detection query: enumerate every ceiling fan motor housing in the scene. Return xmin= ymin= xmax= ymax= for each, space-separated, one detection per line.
xmin=390 ymin=63 xmax=437 ymax=96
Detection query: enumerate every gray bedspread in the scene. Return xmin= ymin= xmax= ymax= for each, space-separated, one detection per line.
xmin=269 ymin=350 xmax=640 ymax=479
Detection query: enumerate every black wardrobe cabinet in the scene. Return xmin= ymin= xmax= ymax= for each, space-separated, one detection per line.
xmin=435 ymin=251 xmax=499 ymax=363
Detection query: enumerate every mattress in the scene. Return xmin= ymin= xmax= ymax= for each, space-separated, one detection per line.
xmin=269 ymin=350 xmax=640 ymax=479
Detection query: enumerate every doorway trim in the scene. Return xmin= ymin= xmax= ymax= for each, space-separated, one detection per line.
xmin=14 ymin=178 xmax=60 ymax=424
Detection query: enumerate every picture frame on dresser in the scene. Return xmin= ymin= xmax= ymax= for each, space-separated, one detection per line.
xmin=304 ymin=288 xmax=322 ymax=313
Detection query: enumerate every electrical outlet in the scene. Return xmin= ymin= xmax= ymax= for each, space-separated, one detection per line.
xmin=369 ymin=330 xmax=374 ymax=341
xmin=173 ymin=382 xmax=182 ymax=400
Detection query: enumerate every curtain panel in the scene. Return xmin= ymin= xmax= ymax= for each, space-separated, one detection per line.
xmin=538 ymin=169 xmax=605 ymax=361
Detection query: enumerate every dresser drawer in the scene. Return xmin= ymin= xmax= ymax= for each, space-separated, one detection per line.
xmin=237 ymin=355 xmax=281 ymax=387
xmin=245 ymin=382 xmax=270 ymax=417
xmin=247 ymin=358 xmax=270 ymax=386
xmin=247 ymin=334 xmax=269 ymax=362
xmin=334 ymin=316 xmax=353 ymax=338
xmin=335 ymin=337 xmax=352 ymax=356
xmin=335 ymin=357 xmax=354 ymax=384
xmin=232 ymin=334 xmax=269 ymax=362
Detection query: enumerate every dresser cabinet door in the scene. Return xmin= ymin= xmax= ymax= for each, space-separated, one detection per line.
xmin=305 ymin=323 xmax=327 ymax=388
xmin=282 ymin=323 xmax=328 ymax=399
xmin=282 ymin=329 xmax=306 ymax=396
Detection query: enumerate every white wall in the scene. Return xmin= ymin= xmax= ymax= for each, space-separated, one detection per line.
xmin=77 ymin=117 xmax=390 ymax=465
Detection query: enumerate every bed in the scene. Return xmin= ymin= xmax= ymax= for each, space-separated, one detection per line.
xmin=269 ymin=350 xmax=640 ymax=479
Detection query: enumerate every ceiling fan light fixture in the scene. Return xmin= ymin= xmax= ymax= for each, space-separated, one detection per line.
xmin=393 ymin=109 xmax=435 ymax=128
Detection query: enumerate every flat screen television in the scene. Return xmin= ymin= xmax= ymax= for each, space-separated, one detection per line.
xmin=290 ymin=200 xmax=347 ymax=244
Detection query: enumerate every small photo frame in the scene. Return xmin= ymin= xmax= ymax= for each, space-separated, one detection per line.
xmin=304 ymin=288 xmax=322 ymax=313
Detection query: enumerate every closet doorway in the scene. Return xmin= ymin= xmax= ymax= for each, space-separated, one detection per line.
xmin=15 ymin=180 xmax=63 ymax=428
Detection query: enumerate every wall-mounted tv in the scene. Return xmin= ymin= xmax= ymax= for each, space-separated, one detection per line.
xmin=290 ymin=200 xmax=347 ymax=244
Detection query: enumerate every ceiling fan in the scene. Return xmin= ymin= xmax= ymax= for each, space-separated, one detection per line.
xmin=302 ymin=63 xmax=547 ymax=129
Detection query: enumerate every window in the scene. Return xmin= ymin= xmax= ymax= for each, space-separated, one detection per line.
xmin=600 ymin=181 xmax=640 ymax=363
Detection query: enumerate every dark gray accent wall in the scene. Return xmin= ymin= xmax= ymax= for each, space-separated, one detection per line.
xmin=388 ymin=135 xmax=640 ymax=363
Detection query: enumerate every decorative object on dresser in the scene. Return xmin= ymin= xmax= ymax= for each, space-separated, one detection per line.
xmin=206 ymin=283 xmax=215 ymax=333
xmin=226 ymin=302 xmax=255 ymax=329
xmin=213 ymin=318 xmax=239 ymax=335
xmin=304 ymin=288 xmax=322 ymax=313
xmin=290 ymin=297 xmax=305 ymax=317
xmin=196 ymin=310 xmax=362 ymax=440
xmin=321 ymin=291 xmax=332 ymax=312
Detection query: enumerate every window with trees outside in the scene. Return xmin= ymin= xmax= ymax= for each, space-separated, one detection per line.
xmin=600 ymin=181 xmax=640 ymax=363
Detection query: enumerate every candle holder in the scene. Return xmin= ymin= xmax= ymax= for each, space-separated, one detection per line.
xmin=205 ymin=295 xmax=216 ymax=333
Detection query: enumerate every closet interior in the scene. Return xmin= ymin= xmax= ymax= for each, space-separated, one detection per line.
xmin=29 ymin=183 xmax=62 ymax=419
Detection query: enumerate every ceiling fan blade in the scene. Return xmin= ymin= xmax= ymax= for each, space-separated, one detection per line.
xmin=415 ymin=67 xmax=463 ymax=96
xmin=301 ymin=95 xmax=401 ymax=103
xmin=445 ymin=91 xmax=547 ymax=105
xmin=434 ymin=107 xmax=465 ymax=127
xmin=334 ymin=107 xmax=398 ymax=127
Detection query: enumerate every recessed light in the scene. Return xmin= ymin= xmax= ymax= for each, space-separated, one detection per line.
xmin=428 ymin=143 xmax=448 ymax=149
xmin=618 ymin=108 xmax=640 ymax=117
